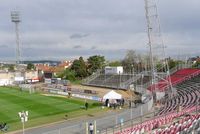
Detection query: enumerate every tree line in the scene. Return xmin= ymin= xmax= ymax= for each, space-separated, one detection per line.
xmin=57 ymin=50 xmax=189 ymax=81
xmin=56 ymin=55 xmax=105 ymax=81
xmin=16 ymin=50 xmax=198 ymax=82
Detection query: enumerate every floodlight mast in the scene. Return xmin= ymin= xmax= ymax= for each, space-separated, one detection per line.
xmin=144 ymin=0 xmax=174 ymax=100
xmin=11 ymin=11 xmax=21 ymax=65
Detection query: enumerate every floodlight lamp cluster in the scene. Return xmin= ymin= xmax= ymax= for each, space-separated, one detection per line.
xmin=18 ymin=111 xmax=28 ymax=123
xmin=11 ymin=11 xmax=20 ymax=22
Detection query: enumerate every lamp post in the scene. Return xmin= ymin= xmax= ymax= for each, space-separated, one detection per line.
xmin=130 ymin=90 xmax=133 ymax=120
xmin=18 ymin=111 xmax=28 ymax=134
xmin=119 ymin=71 xmax=121 ymax=88
xmin=129 ymin=84 xmax=134 ymax=119
xmin=131 ymin=64 xmax=134 ymax=77
xmin=140 ymin=104 xmax=143 ymax=123
xmin=130 ymin=64 xmax=134 ymax=120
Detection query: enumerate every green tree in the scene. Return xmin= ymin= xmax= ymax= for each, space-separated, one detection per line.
xmin=71 ymin=57 xmax=87 ymax=78
xmin=168 ymin=59 xmax=177 ymax=69
xmin=87 ymin=55 xmax=105 ymax=74
xmin=157 ymin=58 xmax=183 ymax=72
xmin=57 ymin=68 xmax=76 ymax=81
xmin=8 ymin=65 xmax=15 ymax=71
xmin=122 ymin=50 xmax=138 ymax=73
xmin=108 ymin=61 xmax=122 ymax=67
xmin=27 ymin=63 xmax=35 ymax=70
xmin=192 ymin=61 xmax=200 ymax=68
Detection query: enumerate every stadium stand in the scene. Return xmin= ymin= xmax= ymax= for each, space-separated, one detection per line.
xmin=83 ymin=68 xmax=200 ymax=91
xmin=134 ymin=76 xmax=151 ymax=86
xmin=83 ymin=74 xmax=139 ymax=89
xmin=115 ymin=107 xmax=200 ymax=134
xmin=114 ymin=70 xmax=200 ymax=134
xmin=148 ymin=68 xmax=200 ymax=92
xmin=158 ymin=74 xmax=200 ymax=115
xmin=152 ymin=113 xmax=200 ymax=134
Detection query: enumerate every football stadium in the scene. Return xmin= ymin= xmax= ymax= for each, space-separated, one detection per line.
xmin=0 ymin=0 xmax=200 ymax=134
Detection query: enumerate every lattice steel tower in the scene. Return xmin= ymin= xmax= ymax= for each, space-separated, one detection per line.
xmin=144 ymin=0 xmax=174 ymax=98
xmin=11 ymin=11 xmax=21 ymax=65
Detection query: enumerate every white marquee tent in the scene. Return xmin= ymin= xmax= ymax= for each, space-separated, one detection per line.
xmin=103 ymin=90 xmax=122 ymax=100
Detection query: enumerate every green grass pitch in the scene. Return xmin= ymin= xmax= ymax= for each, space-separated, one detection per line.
xmin=0 ymin=86 xmax=102 ymax=131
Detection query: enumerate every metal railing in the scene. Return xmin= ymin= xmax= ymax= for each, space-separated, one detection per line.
xmin=82 ymin=69 xmax=102 ymax=84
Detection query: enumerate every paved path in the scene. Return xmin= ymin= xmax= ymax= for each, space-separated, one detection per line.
xmin=11 ymin=104 xmax=151 ymax=134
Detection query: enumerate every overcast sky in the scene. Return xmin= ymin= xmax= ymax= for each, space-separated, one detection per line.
xmin=0 ymin=0 xmax=200 ymax=61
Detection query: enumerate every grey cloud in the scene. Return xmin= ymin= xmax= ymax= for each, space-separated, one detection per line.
xmin=0 ymin=0 xmax=199 ymax=61
xmin=70 ymin=33 xmax=90 ymax=39
xmin=21 ymin=47 xmax=127 ymax=61
xmin=0 ymin=45 xmax=9 ymax=48
xmin=73 ymin=45 xmax=82 ymax=49
xmin=158 ymin=1 xmax=200 ymax=32
xmin=91 ymin=46 xmax=97 ymax=50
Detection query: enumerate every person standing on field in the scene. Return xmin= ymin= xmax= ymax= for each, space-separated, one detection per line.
xmin=85 ymin=102 xmax=88 ymax=110
xmin=89 ymin=123 xmax=94 ymax=134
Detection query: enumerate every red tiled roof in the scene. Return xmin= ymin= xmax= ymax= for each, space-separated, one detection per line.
xmin=58 ymin=61 xmax=72 ymax=68
xmin=36 ymin=65 xmax=51 ymax=72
